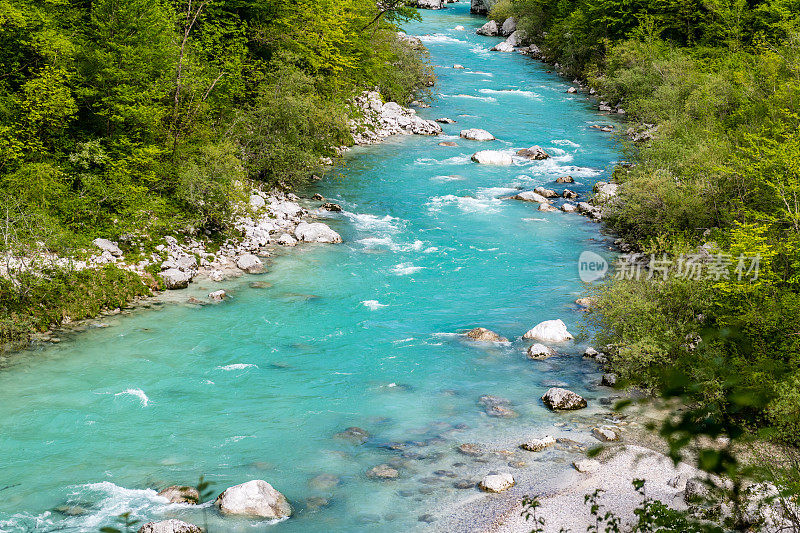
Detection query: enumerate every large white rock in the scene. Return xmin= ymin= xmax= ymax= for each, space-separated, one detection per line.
xmin=573 ymin=459 xmax=601 ymax=473
xmin=511 ymin=191 xmax=549 ymax=203
xmin=215 ymin=480 xmax=292 ymax=518
xmin=542 ymin=387 xmax=587 ymax=410
xmin=460 ymin=128 xmax=495 ymax=141
xmin=471 ymin=150 xmax=513 ymax=166
xmin=476 ymin=20 xmax=499 ymax=36
xmin=92 ymin=238 xmax=122 ymax=257
xmin=505 ymin=30 xmax=524 ymax=47
xmin=249 ymin=194 xmax=266 ymax=210
xmin=413 ymin=0 xmax=444 ymax=8
xmin=236 ymin=254 xmax=264 ymax=274
xmin=523 ymin=319 xmax=574 ymax=342
xmin=479 ymin=473 xmax=515 ymax=493
xmin=593 ymin=182 xmax=619 ymax=203
xmin=138 ymin=519 xmax=201 ymax=533
xmin=491 ymin=41 xmax=514 ymax=52
xmin=160 ymin=268 xmax=192 ymax=290
xmin=294 ymin=222 xmax=342 ymax=243
xmin=501 ymin=17 xmax=517 ymax=36
xmin=520 ymin=435 xmax=556 ymax=452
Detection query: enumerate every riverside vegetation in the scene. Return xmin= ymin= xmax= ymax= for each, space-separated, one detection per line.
xmin=0 ymin=0 xmax=432 ymax=346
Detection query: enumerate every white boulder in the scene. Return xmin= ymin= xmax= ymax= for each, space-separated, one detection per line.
xmin=573 ymin=459 xmax=601 ymax=473
xmin=526 ymin=343 xmax=555 ymax=359
xmin=501 ymin=17 xmax=517 ymax=36
xmin=294 ymin=222 xmax=342 ymax=243
xmin=138 ymin=519 xmax=202 ymax=533
xmin=479 ymin=473 xmax=515 ymax=493
xmin=542 ymin=387 xmax=587 ymax=410
xmin=476 ymin=20 xmax=499 ymax=36
xmin=460 ymin=128 xmax=495 ymax=141
xmin=160 ymin=268 xmax=192 ymax=290
xmin=209 ymin=290 xmax=226 ymax=302
xmin=471 ymin=150 xmax=513 ymax=166
xmin=215 ymin=480 xmax=292 ymax=518
xmin=236 ymin=254 xmax=264 ymax=274
xmin=249 ymin=194 xmax=266 ymax=210
xmin=523 ymin=319 xmax=574 ymax=342
xmin=505 ymin=30 xmax=524 ymax=47
xmin=520 ymin=435 xmax=556 ymax=452
xmin=491 ymin=41 xmax=514 ymax=52
xmin=511 ymin=191 xmax=549 ymax=203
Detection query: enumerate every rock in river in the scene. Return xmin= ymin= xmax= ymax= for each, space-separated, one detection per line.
xmin=520 ymin=435 xmax=556 ymax=452
xmin=334 ymin=426 xmax=370 ymax=445
xmin=215 ymin=480 xmax=292 ymax=518
xmin=479 ymin=473 xmax=515 ymax=493
xmin=367 ymin=464 xmax=399 ymax=480
xmin=526 ymin=343 xmax=555 ymax=359
xmin=138 ymin=520 xmax=201 ymax=533
xmin=523 ymin=319 xmax=574 ymax=342
xmin=476 ymin=20 xmax=499 ymax=36
xmin=295 ymin=222 xmax=342 ymax=243
xmin=511 ymin=191 xmax=549 ymax=203
xmin=541 ymin=387 xmax=587 ymax=410
xmin=466 ymin=327 xmax=508 ymax=342
xmin=516 ymin=146 xmax=549 ymax=160
xmin=471 ymin=150 xmax=513 ymax=165
xmin=460 ymin=128 xmax=495 ymax=141
xmin=157 ymin=485 xmax=199 ymax=504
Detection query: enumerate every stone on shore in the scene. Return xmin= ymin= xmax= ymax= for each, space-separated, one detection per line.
xmin=277 ymin=233 xmax=298 ymax=246
xmin=523 ymin=319 xmax=574 ymax=342
xmin=511 ymin=191 xmax=549 ymax=203
xmin=460 ymin=128 xmax=495 ymax=141
xmin=294 ymin=222 xmax=342 ymax=243
xmin=516 ymin=146 xmax=549 ymax=160
xmin=491 ymin=41 xmax=514 ymax=52
xmin=575 ymin=297 xmax=594 ymax=308
xmin=92 ymin=238 xmax=123 ymax=257
xmin=573 ymin=459 xmax=601 ymax=473
xmin=249 ymin=194 xmax=266 ymax=210
xmin=592 ymin=426 xmax=619 ymax=442
xmin=466 ymin=327 xmax=508 ymax=342
xmin=157 ymin=485 xmax=200 ymax=504
xmin=476 ymin=20 xmax=499 ymax=36
xmin=542 ymin=387 xmax=587 ymax=410
xmin=500 ymin=17 xmax=517 ymax=36
xmin=526 ymin=343 xmax=555 ymax=359
xmin=479 ymin=473 xmax=515 ymax=493
xmin=215 ymin=480 xmax=292 ymax=518
xmin=593 ymin=181 xmax=619 ymax=203
xmin=471 ymin=150 xmax=513 ymax=165
xmin=601 ymin=373 xmax=618 ymax=387
xmin=138 ymin=519 xmax=202 ymax=533
xmin=367 ymin=464 xmax=399 ymax=480
xmin=236 ymin=254 xmax=264 ymax=274
xmin=505 ymin=30 xmax=525 ymax=47
xmin=520 ymin=435 xmax=556 ymax=452
xmin=160 ymin=268 xmax=192 ymax=290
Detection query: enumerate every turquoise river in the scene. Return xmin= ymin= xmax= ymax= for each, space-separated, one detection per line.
xmin=0 ymin=3 xmax=622 ymax=532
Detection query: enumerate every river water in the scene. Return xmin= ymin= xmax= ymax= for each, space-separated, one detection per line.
xmin=0 ymin=3 xmax=621 ymax=532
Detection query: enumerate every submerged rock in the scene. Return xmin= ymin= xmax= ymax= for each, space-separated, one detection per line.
xmin=479 ymin=395 xmax=517 ymax=418
xmin=215 ymin=480 xmax=291 ymax=518
xmin=479 ymin=473 xmax=515 ymax=492
xmin=138 ymin=520 xmax=201 ymax=533
xmin=523 ymin=319 xmax=574 ymax=342
xmin=334 ymin=426 xmax=370 ymax=445
xmin=457 ymin=443 xmax=484 ymax=456
xmin=542 ymin=387 xmax=587 ymax=410
xmin=309 ymin=473 xmax=340 ymax=491
xmin=466 ymin=327 xmax=508 ymax=342
xmin=439 ymin=141 xmax=458 ymax=147
xmin=366 ymin=464 xmax=399 ymax=480
xmin=158 ymin=485 xmax=199 ymax=504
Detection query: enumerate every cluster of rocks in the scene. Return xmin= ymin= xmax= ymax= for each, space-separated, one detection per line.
xmin=408 ymin=0 xmax=457 ymax=9
xmin=349 ymin=90 xmax=442 ymax=145
xmin=507 ymin=177 xmax=619 ymax=221
xmin=138 ymin=479 xmax=291 ymax=533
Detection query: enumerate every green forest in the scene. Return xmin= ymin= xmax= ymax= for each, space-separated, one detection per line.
xmin=0 ymin=0 xmax=431 ymax=341
xmin=490 ymin=0 xmax=800 ymax=445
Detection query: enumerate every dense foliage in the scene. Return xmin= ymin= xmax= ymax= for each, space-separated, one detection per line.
xmin=0 ymin=0 xmax=431 ymax=342
xmin=498 ymin=0 xmax=800 ymax=444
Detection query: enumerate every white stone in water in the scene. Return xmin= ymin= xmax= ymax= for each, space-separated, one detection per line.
xmin=523 ymin=319 xmax=574 ymax=342
xmin=511 ymin=191 xmax=549 ymax=203
xmin=460 ymin=128 xmax=495 ymax=141
xmin=592 ymin=426 xmax=619 ymax=442
xmin=215 ymin=480 xmax=291 ymax=518
xmin=471 ymin=150 xmax=513 ymax=165
xmin=479 ymin=473 xmax=515 ymax=492
xmin=520 ymin=435 xmax=556 ymax=452
xmin=294 ymin=222 xmax=342 ymax=243
xmin=526 ymin=343 xmax=555 ymax=359
xmin=476 ymin=20 xmax=499 ymax=36
xmin=561 ymin=203 xmax=578 ymax=213
xmin=573 ymin=459 xmax=601 ymax=473
xmin=491 ymin=41 xmax=514 ymax=52
xmin=138 ymin=519 xmax=202 ymax=533
xmin=209 ymin=290 xmax=226 ymax=302
xmin=541 ymin=387 xmax=587 ymax=410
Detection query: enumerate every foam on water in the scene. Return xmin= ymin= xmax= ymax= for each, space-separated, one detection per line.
xmin=440 ymin=93 xmax=497 ymax=102
xmin=361 ymin=300 xmax=388 ymax=310
xmin=478 ymin=88 xmax=542 ymax=99
xmin=216 ymin=363 xmax=258 ymax=370
xmin=114 ymin=388 xmax=149 ymax=407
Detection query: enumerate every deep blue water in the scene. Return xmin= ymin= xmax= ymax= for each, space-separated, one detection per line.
xmin=0 ymin=4 xmax=620 ymax=532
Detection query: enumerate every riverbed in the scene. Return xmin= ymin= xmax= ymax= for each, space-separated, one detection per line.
xmin=0 ymin=4 xmax=622 ymax=532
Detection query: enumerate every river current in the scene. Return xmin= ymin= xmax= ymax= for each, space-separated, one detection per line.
xmin=0 ymin=3 xmax=621 ymax=532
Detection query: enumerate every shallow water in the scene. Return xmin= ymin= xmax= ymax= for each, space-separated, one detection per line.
xmin=0 ymin=4 xmax=621 ymax=532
